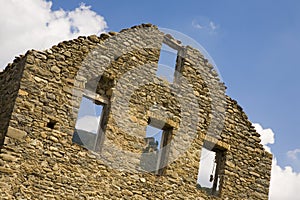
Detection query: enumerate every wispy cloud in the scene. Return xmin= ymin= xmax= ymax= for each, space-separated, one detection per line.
xmin=192 ymin=17 xmax=219 ymax=33
xmin=209 ymin=21 xmax=217 ymax=31
xmin=0 ymin=0 xmax=107 ymax=70
xmin=192 ymin=20 xmax=204 ymax=29
xmin=287 ymin=148 xmax=300 ymax=175
xmin=287 ymin=149 xmax=300 ymax=160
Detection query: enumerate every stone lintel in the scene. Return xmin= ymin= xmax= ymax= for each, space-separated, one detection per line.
xmin=83 ymin=90 xmax=109 ymax=104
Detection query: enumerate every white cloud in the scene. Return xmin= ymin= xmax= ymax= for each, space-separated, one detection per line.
xmin=269 ymin=159 xmax=300 ymax=200
xmin=253 ymin=123 xmax=275 ymax=153
xmin=254 ymin=123 xmax=300 ymax=200
xmin=0 ymin=0 xmax=107 ymax=70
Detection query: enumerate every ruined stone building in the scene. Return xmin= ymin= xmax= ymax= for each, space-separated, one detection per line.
xmin=0 ymin=24 xmax=272 ymax=199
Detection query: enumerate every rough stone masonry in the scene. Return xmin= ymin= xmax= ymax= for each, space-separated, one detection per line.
xmin=0 ymin=24 xmax=272 ymax=199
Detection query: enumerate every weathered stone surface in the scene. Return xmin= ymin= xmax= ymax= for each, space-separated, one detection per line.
xmin=0 ymin=24 xmax=272 ymax=200
xmin=0 ymin=154 xmax=18 ymax=162
xmin=88 ymin=35 xmax=100 ymax=43
xmin=18 ymin=89 xmax=28 ymax=96
xmin=6 ymin=126 xmax=27 ymax=140
xmin=140 ymin=178 xmax=146 ymax=183
xmin=0 ymin=166 xmax=15 ymax=173
xmin=50 ymin=66 xmax=61 ymax=73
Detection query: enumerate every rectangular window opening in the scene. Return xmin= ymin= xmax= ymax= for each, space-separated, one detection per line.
xmin=197 ymin=147 xmax=224 ymax=197
xmin=156 ymin=43 xmax=178 ymax=83
xmin=140 ymin=118 xmax=172 ymax=175
xmin=72 ymin=95 xmax=106 ymax=151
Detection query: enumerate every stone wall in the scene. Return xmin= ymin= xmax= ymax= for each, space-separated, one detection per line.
xmin=0 ymin=56 xmax=26 ymax=149
xmin=0 ymin=24 xmax=272 ymax=199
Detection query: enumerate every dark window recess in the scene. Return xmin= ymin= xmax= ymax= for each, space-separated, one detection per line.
xmin=197 ymin=146 xmax=225 ymax=197
xmin=140 ymin=118 xmax=172 ymax=175
xmin=72 ymin=96 xmax=105 ymax=151
xmin=47 ymin=120 xmax=57 ymax=129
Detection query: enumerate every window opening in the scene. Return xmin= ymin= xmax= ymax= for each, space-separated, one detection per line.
xmin=140 ymin=119 xmax=172 ymax=175
xmin=156 ymin=43 xmax=178 ymax=83
xmin=47 ymin=119 xmax=57 ymax=129
xmin=72 ymin=96 xmax=105 ymax=151
xmin=197 ymin=147 xmax=224 ymax=196
xmin=145 ymin=126 xmax=163 ymax=148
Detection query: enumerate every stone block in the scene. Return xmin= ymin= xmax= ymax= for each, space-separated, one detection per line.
xmin=0 ymin=154 xmax=17 ymax=162
xmin=0 ymin=166 xmax=15 ymax=173
xmin=6 ymin=126 xmax=27 ymax=141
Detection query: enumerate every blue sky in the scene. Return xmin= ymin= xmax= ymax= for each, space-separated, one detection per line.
xmin=1 ymin=0 xmax=300 ymax=198
xmin=50 ymin=0 xmax=300 ymax=172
